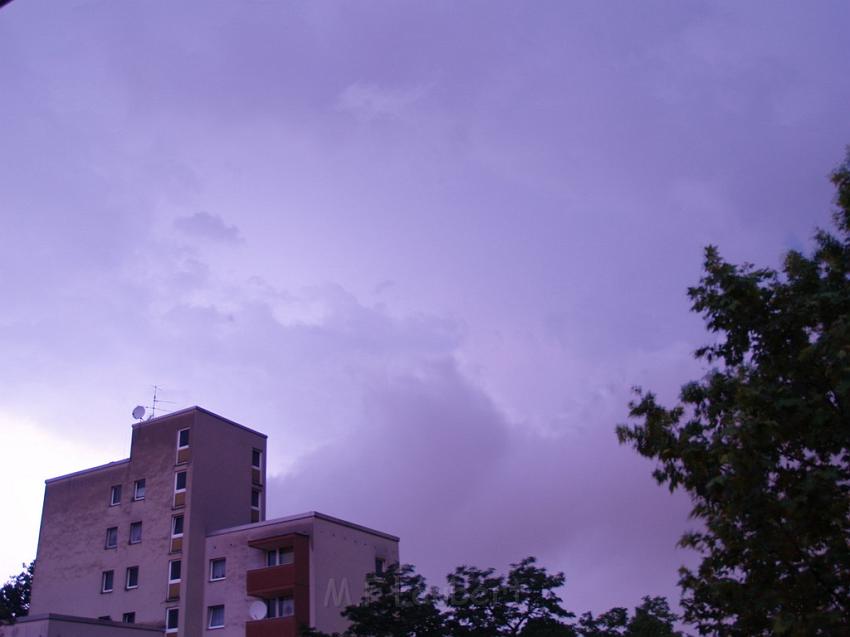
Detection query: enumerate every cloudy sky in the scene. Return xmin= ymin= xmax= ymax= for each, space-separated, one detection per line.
xmin=2 ymin=0 xmax=849 ymax=616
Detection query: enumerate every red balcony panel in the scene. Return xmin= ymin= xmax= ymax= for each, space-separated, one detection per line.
xmin=246 ymin=617 xmax=296 ymax=637
xmin=246 ymin=534 xmax=310 ymax=597
xmin=247 ymin=564 xmax=297 ymax=597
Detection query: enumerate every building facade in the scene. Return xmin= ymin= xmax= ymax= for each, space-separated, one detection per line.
xmin=27 ymin=407 xmax=398 ymax=637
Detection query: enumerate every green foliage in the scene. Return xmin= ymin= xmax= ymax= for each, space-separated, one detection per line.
xmin=626 ymin=597 xmax=681 ymax=637
xmin=303 ymin=558 xmax=584 ymax=637
xmin=577 ymin=607 xmax=628 ymax=637
xmin=445 ymin=557 xmax=574 ymax=637
xmin=341 ymin=563 xmax=445 ymax=637
xmin=576 ymin=597 xmax=681 ymax=637
xmin=617 ymin=149 xmax=850 ymax=635
xmin=0 ymin=561 xmax=34 ymax=624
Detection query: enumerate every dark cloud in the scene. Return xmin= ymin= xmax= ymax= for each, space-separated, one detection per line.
xmin=1 ymin=0 xmax=847 ymax=617
xmin=174 ymin=212 xmax=241 ymax=243
xmin=269 ymin=349 xmax=693 ymax=614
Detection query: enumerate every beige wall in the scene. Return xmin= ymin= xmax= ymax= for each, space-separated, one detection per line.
xmin=30 ymin=407 xmax=267 ymax=637
xmin=182 ymin=410 xmax=267 ymax=637
xmin=202 ymin=513 xmax=399 ymax=637
xmin=310 ymin=515 xmax=399 ymax=635
xmin=203 ymin=516 xmax=313 ymax=637
xmin=27 ymin=407 xmax=395 ymax=637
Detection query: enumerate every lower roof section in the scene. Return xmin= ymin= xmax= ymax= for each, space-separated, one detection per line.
xmin=207 ymin=510 xmax=400 ymax=542
xmin=7 ymin=614 xmax=162 ymax=636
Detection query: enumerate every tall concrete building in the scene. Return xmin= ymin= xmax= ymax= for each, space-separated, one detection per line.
xmin=22 ymin=407 xmax=398 ymax=637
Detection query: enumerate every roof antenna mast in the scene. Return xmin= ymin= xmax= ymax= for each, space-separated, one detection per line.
xmin=147 ymin=385 xmax=176 ymax=419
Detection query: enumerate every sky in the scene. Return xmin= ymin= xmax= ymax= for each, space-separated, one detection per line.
xmin=2 ymin=0 xmax=850 ymax=618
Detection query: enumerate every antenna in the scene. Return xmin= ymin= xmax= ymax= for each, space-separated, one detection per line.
xmin=132 ymin=405 xmax=146 ymax=420
xmin=146 ymin=385 xmax=176 ymax=419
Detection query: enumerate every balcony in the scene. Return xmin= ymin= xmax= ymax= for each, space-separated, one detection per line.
xmin=246 ymin=617 xmax=296 ymax=637
xmin=246 ymin=564 xmax=300 ymax=598
xmin=246 ymin=533 xmax=309 ymax=598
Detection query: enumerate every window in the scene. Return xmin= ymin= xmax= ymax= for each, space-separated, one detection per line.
xmin=169 ymin=559 xmax=182 ymax=583
xmin=98 ymin=616 xmax=111 ymax=621
xmin=177 ymin=428 xmax=190 ymax=449
xmin=375 ymin=558 xmax=385 ymax=576
xmin=266 ymin=596 xmax=294 ymax=619
xmin=129 ymin=521 xmax=142 ymax=544
xmin=252 ymin=449 xmax=262 ymax=469
xmin=101 ymin=570 xmax=114 ymax=593
xmin=208 ymin=605 xmax=225 ymax=629
xmin=266 ymin=547 xmax=294 ymax=567
xmin=251 ymin=489 xmax=262 ymax=522
xmin=122 ymin=612 xmax=135 ymax=624
xmin=210 ymin=558 xmax=226 ymax=581
xmin=110 ymin=485 xmax=121 ymax=506
xmin=175 ymin=471 xmax=187 ymax=492
xmin=126 ymin=566 xmax=139 ymax=589
xmin=172 ymin=515 xmax=184 ymax=537
xmin=166 ymin=608 xmax=179 ymax=633
xmin=134 ymin=479 xmax=146 ymax=500
xmin=105 ymin=526 xmax=118 ymax=549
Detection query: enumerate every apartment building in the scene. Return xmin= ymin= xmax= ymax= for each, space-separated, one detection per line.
xmin=22 ymin=407 xmax=398 ymax=637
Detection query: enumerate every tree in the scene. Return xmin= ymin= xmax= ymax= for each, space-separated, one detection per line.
xmin=576 ymin=607 xmax=628 ymax=637
xmin=338 ymin=563 xmax=445 ymax=637
xmin=617 ymin=150 xmax=850 ymax=635
xmin=445 ymin=557 xmax=574 ymax=637
xmin=303 ymin=557 xmax=576 ymax=637
xmin=626 ymin=596 xmax=681 ymax=637
xmin=0 ymin=561 xmax=34 ymax=624
xmin=576 ymin=598 xmax=680 ymax=637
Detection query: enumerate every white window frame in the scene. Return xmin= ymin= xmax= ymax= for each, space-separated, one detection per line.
xmin=105 ymin=526 xmax=118 ymax=549
xmin=171 ymin=515 xmax=184 ymax=538
xmin=251 ymin=489 xmax=261 ymax=517
xmin=266 ymin=547 xmax=294 ymax=567
xmin=209 ymin=558 xmax=226 ymax=581
xmin=267 ymin=596 xmax=294 ymax=619
xmin=101 ymin=570 xmax=114 ymax=593
xmin=126 ymin=566 xmax=139 ymax=590
xmin=129 ymin=521 xmax=142 ymax=545
xmin=133 ymin=479 xmax=145 ymax=501
xmin=165 ymin=608 xmax=179 ymax=633
xmin=207 ymin=605 xmax=225 ymax=629
xmin=168 ymin=559 xmax=182 ymax=584
xmin=174 ymin=471 xmax=187 ymax=494
xmin=110 ymin=485 xmax=121 ymax=506
xmin=177 ymin=428 xmax=190 ymax=449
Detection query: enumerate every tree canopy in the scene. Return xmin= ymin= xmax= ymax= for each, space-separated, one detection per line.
xmin=0 ymin=561 xmax=33 ymax=624
xmin=301 ymin=559 xmax=679 ymax=637
xmin=617 ymin=150 xmax=850 ymax=635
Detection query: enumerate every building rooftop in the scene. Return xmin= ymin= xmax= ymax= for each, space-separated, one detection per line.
xmin=208 ymin=510 xmax=400 ymax=542
xmin=44 ymin=458 xmax=131 ymax=484
xmin=131 ymin=405 xmax=267 ymax=439
xmin=18 ymin=613 xmax=163 ymax=633
xmin=44 ymin=406 xmax=266 ymax=484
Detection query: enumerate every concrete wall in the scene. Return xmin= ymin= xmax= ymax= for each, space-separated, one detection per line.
xmin=202 ymin=513 xmax=399 ymax=637
xmin=203 ymin=516 xmax=313 ymax=637
xmin=182 ymin=411 xmax=266 ymax=637
xmin=310 ymin=515 xmax=399 ymax=635
xmin=28 ymin=458 xmax=165 ymax=625
xmin=29 ymin=407 xmax=267 ymax=637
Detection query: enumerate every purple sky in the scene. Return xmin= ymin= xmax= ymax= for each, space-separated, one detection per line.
xmin=2 ymin=0 xmax=850 ymax=617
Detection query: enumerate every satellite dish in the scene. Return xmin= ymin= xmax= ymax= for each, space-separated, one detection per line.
xmin=132 ymin=405 xmax=146 ymax=420
xmin=248 ymin=601 xmax=267 ymax=620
